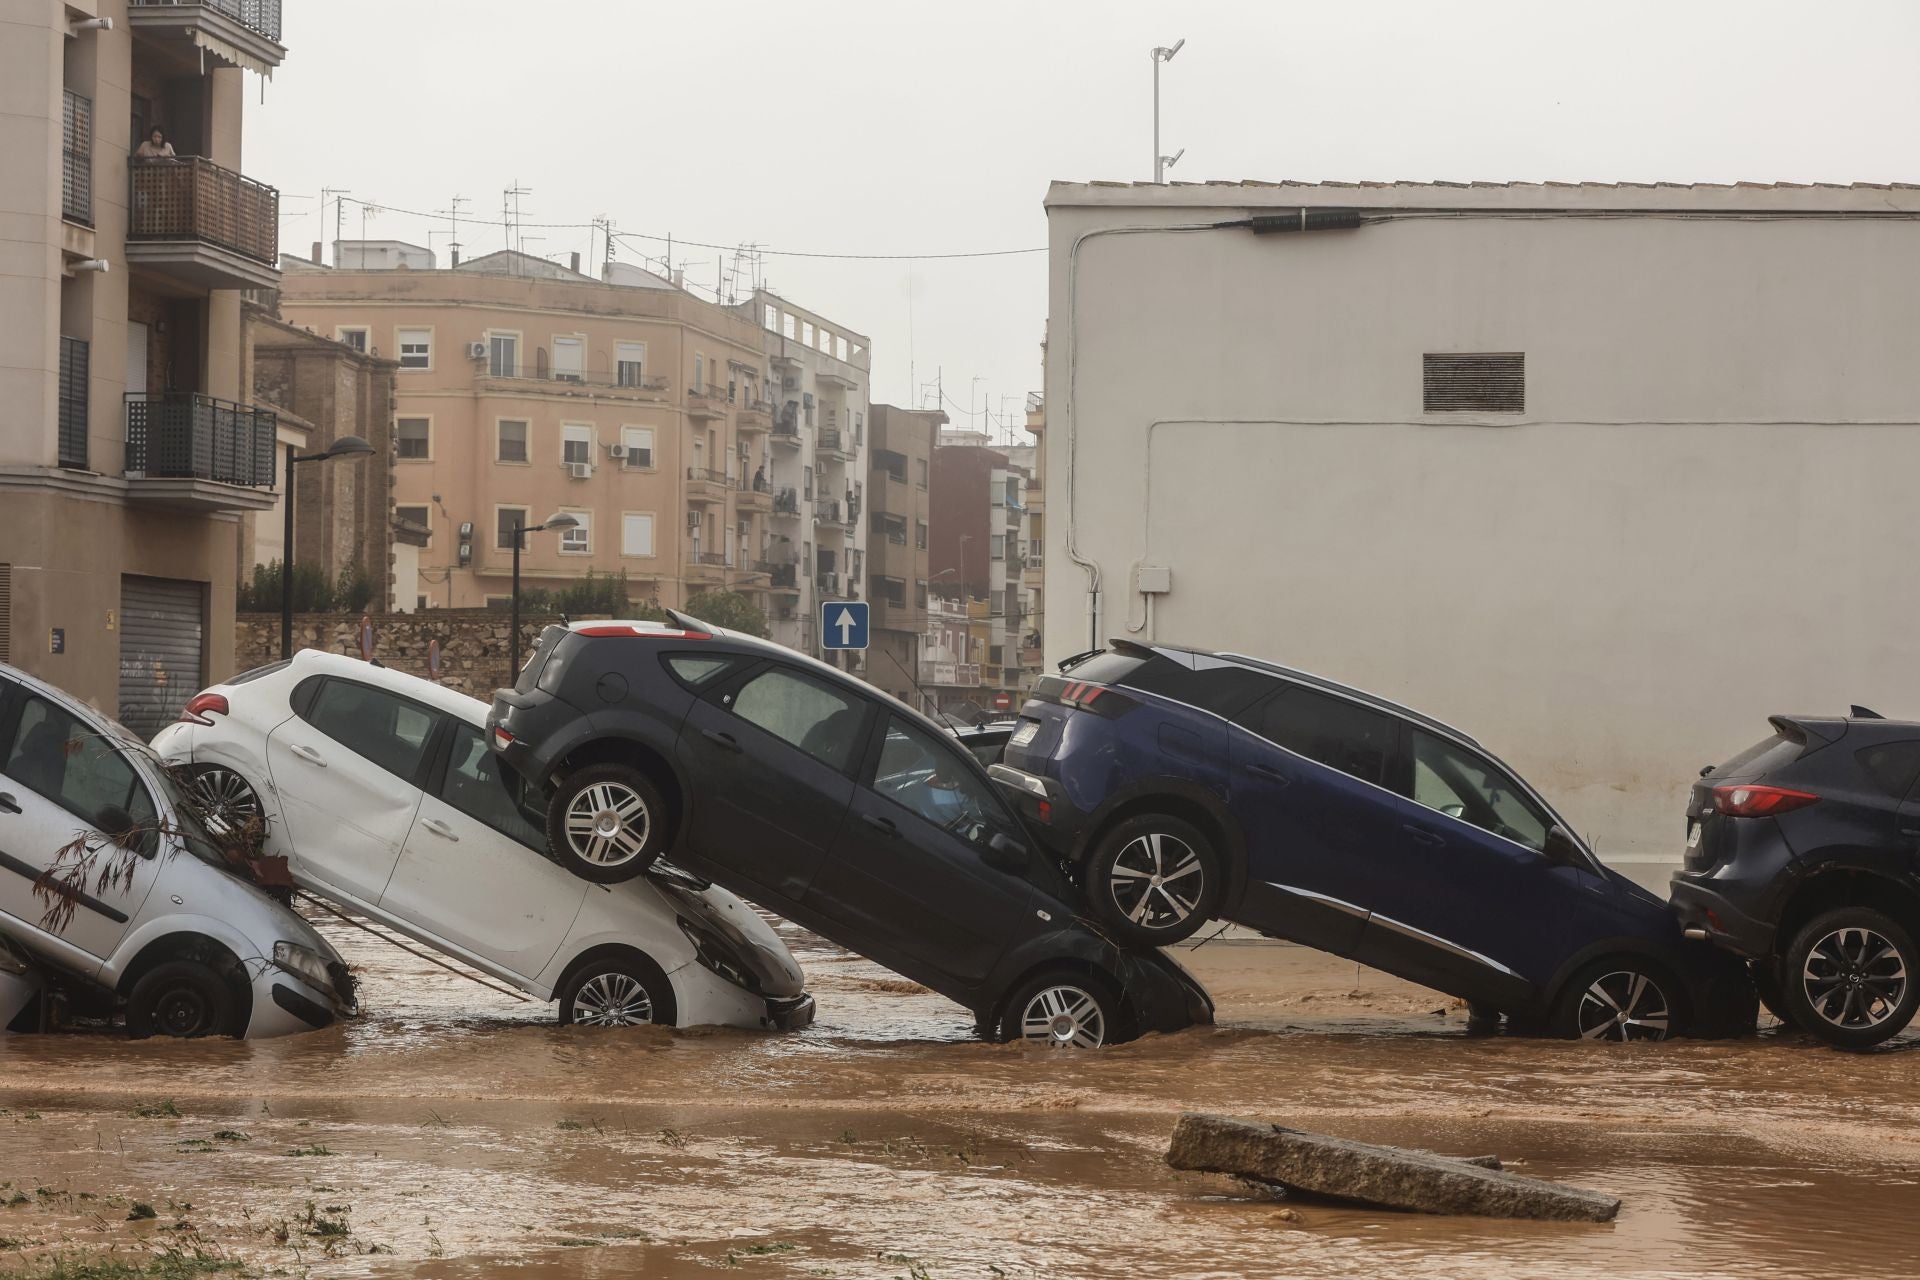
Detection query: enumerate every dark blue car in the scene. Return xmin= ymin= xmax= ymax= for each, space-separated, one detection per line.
xmin=992 ymin=641 xmax=1753 ymax=1040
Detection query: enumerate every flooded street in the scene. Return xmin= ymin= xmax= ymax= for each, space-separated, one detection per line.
xmin=3 ymin=913 xmax=1918 ymax=1279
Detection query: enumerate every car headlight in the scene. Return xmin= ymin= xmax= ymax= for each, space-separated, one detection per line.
xmin=272 ymin=941 xmax=336 ymax=995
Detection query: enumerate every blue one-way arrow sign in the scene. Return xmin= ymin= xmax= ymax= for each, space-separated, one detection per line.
xmin=820 ymin=600 xmax=869 ymax=650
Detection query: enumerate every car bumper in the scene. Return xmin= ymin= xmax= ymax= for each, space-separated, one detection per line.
xmin=766 ymin=992 xmax=815 ymax=1031
xmin=988 ymin=764 xmax=1091 ymax=858
xmin=1669 ymin=875 xmax=1777 ymax=959
xmin=244 ymin=963 xmax=353 ymax=1039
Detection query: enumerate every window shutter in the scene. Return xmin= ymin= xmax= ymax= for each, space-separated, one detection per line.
xmin=1423 ymin=353 xmax=1524 ymax=413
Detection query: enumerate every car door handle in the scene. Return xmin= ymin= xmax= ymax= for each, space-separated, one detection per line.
xmin=862 ymin=813 xmax=899 ymax=837
xmin=0 ymin=793 xmax=18 ymax=815
xmin=1401 ymin=824 xmax=1444 ymax=848
xmin=1244 ymin=763 xmax=1291 ymax=785
xmin=421 ymin=818 xmax=460 ymax=842
xmin=701 ymin=729 xmax=740 ymax=752
xmin=289 ymin=743 xmax=327 ymax=767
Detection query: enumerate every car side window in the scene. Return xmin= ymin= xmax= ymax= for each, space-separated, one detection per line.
xmin=1409 ymin=730 xmax=1551 ymax=852
xmin=1856 ymin=741 xmax=1920 ymax=800
xmin=2 ymin=695 xmax=157 ymax=835
xmin=440 ymin=723 xmax=545 ymax=850
xmin=1239 ymin=685 xmax=1395 ymax=788
xmin=302 ymin=679 xmax=438 ymax=781
xmin=873 ymin=717 xmax=1009 ymax=848
xmin=726 ymin=667 xmax=867 ymax=773
xmin=663 ymin=653 xmax=740 ymax=689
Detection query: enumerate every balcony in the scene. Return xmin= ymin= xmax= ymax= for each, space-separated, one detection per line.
xmin=127 ymin=0 xmax=285 ymax=73
xmin=813 ymin=498 xmax=842 ymax=524
xmin=770 ymin=563 xmax=800 ymax=592
xmin=58 ymin=337 xmax=88 ymax=470
xmin=734 ymin=559 xmax=772 ymax=586
xmin=737 ymin=399 xmax=773 ymax=432
xmin=480 ymin=363 xmax=668 ymax=399
xmin=686 ymin=467 xmax=729 ymax=504
xmin=772 ymin=486 xmax=803 ymax=518
xmin=815 ymin=428 xmax=854 ymax=461
xmin=62 ymin=91 xmax=92 ymax=229
xmin=737 ymin=477 xmax=772 ymax=511
xmin=687 ymin=384 xmax=729 ymax=420
xmin=124 ymin=392 xmax=278 ymax=511
xmin=816 ymin=572 xmax=841 ymax=597
xmin=686 ymin=550 xmax=728 ymax=584
xmin=126 ymin=157 xmax=279 ymax=291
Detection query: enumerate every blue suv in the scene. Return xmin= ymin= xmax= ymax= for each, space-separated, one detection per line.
xmin=992 ymin=641 xmax=1752 ymax=1040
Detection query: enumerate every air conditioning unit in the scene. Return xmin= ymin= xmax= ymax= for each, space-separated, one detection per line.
xmin=607 ymin=443 xmax=628 ymax=460
xmin=686 ymin=510 xmax=702 ymax=531
xmin=782 ymin=375 xmax=799 ymax=391
xmin=568 ymin=462 xmax=592 ymax=480
xmin=468 ymin=341 xmax=487 ymax=359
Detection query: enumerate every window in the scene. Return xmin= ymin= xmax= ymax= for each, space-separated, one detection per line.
xmin=989 ymin=535 xmax=1005 ymax=561
xmin=763 ymin=303 xmax=777 ymax=330
xmin=396 ymin=417 xmax=430 ymax=460
xmin=836 ymin=336 xmax=849 ymax=361
xmin=1409 ymin=730 xmax=1551 ymax=852
xmin=621 ymin=513 xmax=655 ymax=557
xmin=552 ymin=335 xmax=584 ymax=381
xmin=801 ymin=322 xmax=814 ymax=347
xmin=665 ymin=654 xmax=739 ymax=688
xmin=915 ymin=579 xmax=928 ymax=607
xmin=562 ymin=423 xmax=593 ymax=467
xmin=871 ymin=717 xmax=1006 ymax=847
xmin=488 ymin=332 xmax=518 ymax=378
xmin=1239 ymin=685 xmax=1395 ymax=789
xmin=1857 ymin=741 xmax=1920 ymax=799
xmin=3 ymin=695 xmax=156 ymax=834
xmin=782 ymin=313 xmax=795 ymax=339
xmin=916 ymin=520 xmax=928 ymax=549
xmin=395 ymin=504 xmax=431 ymax=545
xmin=336 ymin=326 xmax=369 ymax=354
xmin=440 ymin=723 xmax=544 ymax=849
xmin=397 ymin=328 xmax=431 ymax=369
xmin=303 ymin=679 xmax=436 ymax=781
xmin=620 ymin=425 xmax=654 ymax=469
xmin=803 ymin=465 xmax=814 ymax=500
xmin=1423 ymin=352 xmax=1524 ymax=414
xmin=1028 ymin=538 xmax=1043 ymax=563
xmin=818 ymin=328 xmax=832 ymax=354
xmin=616 ymin=341 xmax=646 ymax=388
xmin=728 ymin=667 xmax=866 ymax=773
xmin=693 ymin=353 xmax=704 ymax=393
xmin=497 ymin=419 xmax=529 ymax=464
xmin=558 ymin=509 xmax=590 ymax=553
xmin=916 ymin=458 xmax=928 ymax=488
xmin=495 ymin=506 xmax=529 ymax=549
xmin=851 ymin=344 xmax=864 ymax=362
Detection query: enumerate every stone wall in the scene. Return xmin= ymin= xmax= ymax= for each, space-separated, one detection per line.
xmin=235 ymin=610 xmax=562 ymax=699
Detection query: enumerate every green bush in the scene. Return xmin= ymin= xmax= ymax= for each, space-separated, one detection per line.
xmin=237 ymin=560 xmax=335 ymax=612
xmin=683 ymin=590 xmax=769 ymax=638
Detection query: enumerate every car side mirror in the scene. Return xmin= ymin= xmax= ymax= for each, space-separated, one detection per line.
xmin=983 ymin=831 xmax=1028 ymax=875
xmin=1543 ymin=824 xmax=1586 ymax=870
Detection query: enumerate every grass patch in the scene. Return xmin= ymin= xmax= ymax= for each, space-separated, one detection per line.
xmin=657 ymin=1128 xmax=688 ymax=1148
xmin=555 ymin=1120 xmax=584 ymax=1131
xmin=284 ymin=1145 xmax=333 ymax=1158
xmin=129 ymin=1101 xmax=181 ymax=1120
xmin=9 ymin=1250 xmax=244 ymax=1279
xmin=209 ymin=1132 xmax=247 ymax=1144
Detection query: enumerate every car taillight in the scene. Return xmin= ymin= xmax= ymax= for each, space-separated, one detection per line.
xmin=179 ymin=692 xmax=228 ymax=726
xmin=1711 ymin=784 xmax=1820 ymax=817
xmin=493 ymin=726 xmax=515 ymax=750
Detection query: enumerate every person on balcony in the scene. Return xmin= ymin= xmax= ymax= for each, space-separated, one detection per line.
xmin=134 ymin=126 xmax=176 ymax=160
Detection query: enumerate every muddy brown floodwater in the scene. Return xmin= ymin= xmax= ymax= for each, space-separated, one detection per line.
xmin=2 ymin=913 xmax=1918 ymax=1280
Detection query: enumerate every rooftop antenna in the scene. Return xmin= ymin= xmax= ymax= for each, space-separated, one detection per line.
xmin=358 ymin=199 xmax=380 ymax=245
xmin=319 ymin=186 xmax=350 ymax=265
xmin=436 ymin=194 xmax=468 ymax=266
xmin=502 ymin=180 xmax=531 ymax=257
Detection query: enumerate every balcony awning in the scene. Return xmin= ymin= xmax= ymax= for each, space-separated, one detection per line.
xmin=194 ymin=26 xmax=274 ymax=77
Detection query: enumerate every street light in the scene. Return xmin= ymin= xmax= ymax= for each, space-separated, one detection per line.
xmin=280 ymin=435 xmax=375 ymax=659
xmin=1152 ymin=38 xmax=1185 ymax=184
xmin=509 ymin=511 xmax=579 ymax=677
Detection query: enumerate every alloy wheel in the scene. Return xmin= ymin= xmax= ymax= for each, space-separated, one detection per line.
xmin=1019 ymin=985 xmax=1106 ymax=1048
xmin=187 ymin=766 xmax=262 ymax=834
xmin=1801 ymin=926 xmax=1909 ymax=1032
xmin=1575 ymin=970 xmax=1673 ymax=1042
xmin=562 ymin=783 xmax=651 ymax=867
xmin=1107 ymin=832 xmax=1206 ymax=931
xmin=572 ymin=972 xmax=654 ymax=1026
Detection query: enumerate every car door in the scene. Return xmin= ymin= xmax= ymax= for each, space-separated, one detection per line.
xmin=0 ymin=683 xmax=165 ymax=966
xmin=265 ymin=676 xmax=434 ymax=904
xmin=808 ymin=715 xmax=1039 ymax=989
xmin=379 ymin=719 xmax=587 ymax=984
xmin=675 ymin=662 xmax=870 ymax=906
xmin=1351 ymin=727 xmax=1580 ymax=1005
xmin=1225 ymin=684 xmax=1406 ymax=957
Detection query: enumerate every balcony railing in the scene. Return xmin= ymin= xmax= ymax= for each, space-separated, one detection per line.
xmin=58 ymin=337 xmax=89 ymax=469
xmin=484 ymin=363 xmax=669 ymax=393
xmin=125 ymin=392 xmax=276 ymax=487
xmin=816 ymin=428 xmax=845 ymax=453
xmin=814 ymin=499 xmax=841 ymax=523
xmin=130 ymin=0 xmax=282 ymax=43
xmin=128 ymin=156 xmax=278 ymax=265
xmin=773 ymin=487 xmax=802 ymax=515
xmin=62 ymin=91 xmax=92 ymax=227
xmin=770 ymin=563 xmax=799 ymax=589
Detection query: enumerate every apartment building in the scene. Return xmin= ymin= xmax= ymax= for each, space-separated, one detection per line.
xmin=277 ymin=250 xmax=777 ymax=617
xmin=927 ymin=434 xmax=1025 ymax=716
xmin=864 ymin=403 xmax=944 ymax=702
xmin=1018 ymin=391 xmax=1045 ymax=692
xmin=1 ymin=0 xmax=285 ymax=734
xmin=733 ymin=291 xmax=871 ymax=670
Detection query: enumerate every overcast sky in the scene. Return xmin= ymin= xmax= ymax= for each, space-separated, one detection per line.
xmin=252 ymin=0 xmax=1920 ymax=442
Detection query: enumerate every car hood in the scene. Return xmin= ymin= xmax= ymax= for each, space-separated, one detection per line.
xmin=648 ymin=867 xmax=806 ymax=1000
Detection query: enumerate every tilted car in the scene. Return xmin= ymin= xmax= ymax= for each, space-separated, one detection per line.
xmin=1672 ymin=711 xmax=1920 ymax=1048
xmin=0 ymin=661 xmax=354 ymax=1038
xmin=487 ymin=618 xmax=1214 ymax=1048
xmin=991 ymin=641 xmax=1754 ymax=1041
xmin=153 ymin=652 xmax=813 ymax=1032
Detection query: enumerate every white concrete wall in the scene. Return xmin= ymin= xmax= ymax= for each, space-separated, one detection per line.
xmin=1044 ymin=184 xmax=1920 ymax=868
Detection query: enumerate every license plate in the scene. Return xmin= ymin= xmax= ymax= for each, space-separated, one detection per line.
xmin=1686 ymin=820 xmax=1701 ymax=849
xmin=1010 ymin=721 xmax=1039 ymax=748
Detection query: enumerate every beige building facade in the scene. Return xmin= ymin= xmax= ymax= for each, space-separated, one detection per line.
xmin=866 ymin=403 xmax=944 ymax=702
xmin=1 ymin=0 xmax=285 ymax=734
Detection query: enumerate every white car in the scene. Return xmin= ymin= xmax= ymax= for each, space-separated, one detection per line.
xmin=152 ymin=651 xmax=813 ymax=1031
xmin=0 ymin=662 xmax=352 ymax=1038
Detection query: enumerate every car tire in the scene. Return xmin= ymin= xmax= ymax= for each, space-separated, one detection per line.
xmin=1780 ymin=907 xmax=1919 ymax=1050
xmin=557 ymin=955 xmax=676 ymax=1028
xmin=125 ymin=960 xmax=238 ymax=1039
xmin=546 ymin=763 xmax=667 ymax=884
xmin=996 ymin=969 xmax=1124 ymax=1049
xmin=1080 ymin=814 xmax=1223 ymax=947
xmin=1550 ymin=957 xmax=1687 ymax=1042
xmin=182 ymin=763 xmax=265 ymax=837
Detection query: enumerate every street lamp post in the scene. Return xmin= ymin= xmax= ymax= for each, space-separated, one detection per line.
xmin=508 ymin=511 xmax=580 ymax=679
xmin=1152 ymin=39 xmax=1186 ymax=183
xmin=280 ymin=435 xmax=375 ymax=660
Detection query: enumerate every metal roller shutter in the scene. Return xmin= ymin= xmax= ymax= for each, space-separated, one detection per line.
xmin=118 ymin=575 xmax=205 ymax=740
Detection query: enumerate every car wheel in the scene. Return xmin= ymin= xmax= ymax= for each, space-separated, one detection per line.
xmin=546 ymin=764 xmax=666 ymax=884
xmin=997 ymin=969 xmax=1122 ymax=1049
xmin=1081 ymin=814 xmax=1223 ymax=947
xmin=1781 ymin=908 xmax=1919 ymax=1049
xmin=125 ymin=960 xmax=238 ymax=1039
xmin=183 ymin=764 xmax=264 ymax=836
xmin=557 ymin=956 xmax=675 ymax=1028
xmin=1551 ymin=958 xmax=1686 ymax=1042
